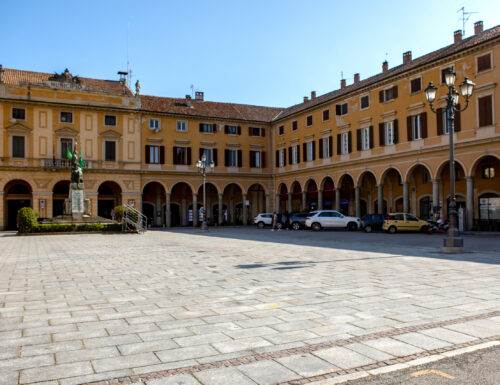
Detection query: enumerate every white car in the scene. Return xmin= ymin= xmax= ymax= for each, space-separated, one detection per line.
xmin=305 ymin=210 xmax=361 ymax=231
xmin=254 ymin=213 xmax=274 ymax=228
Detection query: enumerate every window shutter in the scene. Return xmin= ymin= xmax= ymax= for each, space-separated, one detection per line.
xmin=393 ymin=85 xmax=398 ymax=99
xmin=250 ymin=151 xmax=255 ymax=168
xmin=187 ymin=147 xmax=192 ymax=165
xmin=225 ymin=150 xmax=229 ymax=167
xmin=237 ymin=150 xmax=242 ymax=167
xmin=145 ymin=145 xmax=151 ymax=164
xmin=479 ymin=95 xmax=492 ymax=127
xmin=199 ymin=123 xmax=203 ymax=132
xmin=369 ymin=125 xmax=374 ymax=148
xmin=276 ymin=150 xmax=279 ymax=167
xmin=284 ymin=149 xmax=287 ymax=166
xmin=348 ymin=131 xmax=352 ymax=153
xmin=319 ymin=138 xmax=323 ymax=158
xmin=199 ymin=148 xmax=203 ymax=160
xmin=302 ymin=143 xmax=307 ymax=162
xmin=160 ymin=146 xmax=165 ymax=164
xmin=172 ymin=146 xmax=177 ymax=164
xmin=312 ymin=141 xmax=316 ymax=160
xmin=379 ymin=123 xmax=385 ymax=146
xmin=337 ymin=134 xmax=341 ymax=154
xmin=421 ymin=112 xmax=428 ymax=138
xmin=356 ymin=128 xmax=362 ymax=151
xmin=224 ymin=125 xmax=229 ymax=134
xmin=212 ymin=123 xmax=217 ymax=132
xmin=436 ymin=108 xmax=443 ymax=135
xmin=393 ymin=119 xmax=399 ymax=144
xmin=336 ymin=105 xmax=341 ymax=115
xmin=262 ymin=152 xmax=266 ymax=168
xmin=454 ymin=105 xmax=461 ymax=132
xmin=379 ymin=90 xmax=384 ymax=103
xmin=328 ymin=136 xmax=333 ymax=157
xmin=262 ymin=127 xmax=265 ymax=137
xmin=288 ymin=146 xmax=292 ymax=165
xmin=248 ymin=127 xmax=252 ymax=136
xmin=296 ymin=145 xmax=300 ymax=163
xmin=237 ymin=126 xmax=241 ymax=135
xmin=407 ymin=116 xmax=412 ymax=141
xmin=213 ymin=148 xmax=218 ymax=166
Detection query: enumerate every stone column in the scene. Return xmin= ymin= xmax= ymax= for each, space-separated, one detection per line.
xmin=432 ymin=179 xmax=439 ymax=217
xmin=335 ymin=188 xmax=340 ymax=211
xmin=403 ymin=182 xmax=409 ymax=213
xmin=287 ymin=192 xmax=292 ymax=213
xmin=87 ymin=192 xmax=98 ymax=217
xmin=377 ymin=184 xmax=383 ymax=214
xmin=166 ymin=193 xmax=171 ymax=228
xmin=318 ymin=190 xmax=323 ymax=210
xmin=0 ymin=192 xmax=4 ymax=230
xmin=242 ymin=193 xmax=248 ymax=225
xmin=275 ymin=194 xmax=280 ymax=214
xmin=265 ymin=194 xmax=270 ymax=213
xmin=466 ymin=177 xmax=474 ymax=231
xmin=156 ymin=189 xmax=162 ymax=226
xmin=229 ymin=197 xmax=234 ymax=224
xmin=355 ymin=187 xmax=360 ymax=218
xmin=181 ymin=198 xmax=187 ymax=226
xmin=218 ymin=193 xmax=223 ymax=225
xmin=192 ymin=193 xmax=198 ymax=227
xmin=302 ymin=191 xmax=307 ymax=211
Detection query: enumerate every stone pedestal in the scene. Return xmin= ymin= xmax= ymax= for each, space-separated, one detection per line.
xmin=63 ymin=183 xmax=89 ymax=219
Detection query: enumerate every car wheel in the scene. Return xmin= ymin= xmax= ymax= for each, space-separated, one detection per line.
xmin=257 ymin=221 xmax=265 ymax=229
xmin=312 ymin=222 xmax=321 ymax=231
xmin=292 ymin=222 xmax=301 ymax=231
xmin=420 ymin=225 xmax=428 ymax=233
xmin=347 ymin=222 xmax=357 ymax=231
xmin=364 ymin=225 xmax=372 ymax=233
xmin=388 ymin=226 xmax=397 ymax=234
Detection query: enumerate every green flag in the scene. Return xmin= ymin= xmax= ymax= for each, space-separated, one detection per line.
xmin=79 ymin=149 xmax=85 ymax=168
xmin=66 ymin=145 xmax=72 ymax=159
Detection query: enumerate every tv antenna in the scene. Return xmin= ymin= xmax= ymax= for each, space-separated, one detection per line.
xmin=457 ymin=6 xmax=477 ymax=35
xmin=190 ymin=84 xmax=195 ymax=98
xmin=127 ymin=24 xmax=132 ymax=87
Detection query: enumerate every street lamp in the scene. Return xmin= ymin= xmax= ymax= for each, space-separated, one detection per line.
xmin=425 ymin=69 xmax=474 ymax=253
xmin=196 ymin=154 xmax=214 ymax=232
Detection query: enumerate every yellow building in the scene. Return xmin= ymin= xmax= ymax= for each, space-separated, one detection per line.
xmin=1 ymin=22 xmax=499 ymax=231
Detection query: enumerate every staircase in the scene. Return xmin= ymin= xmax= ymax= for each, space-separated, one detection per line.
xmin=122 ymin=204 xmax=147 ymax=233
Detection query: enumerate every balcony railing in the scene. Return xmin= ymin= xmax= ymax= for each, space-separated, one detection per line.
xmin=41 ymin=158 xmax=92 ymax=169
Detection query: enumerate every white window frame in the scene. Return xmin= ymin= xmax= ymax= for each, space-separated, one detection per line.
xmin=338 ymin=102 xmax=348 ymax=116
xmin=306 ymin=141 xmax=313 ymax=161
xmin=254 ymin=151 xmax=261 ymax=168
xmin=149 ymin=145 xmax=160 ymax=164
xmin=228 ymin=149 xmax=238 ymax=167
xmin=412 ymin=114 xmax=421 ymax=140
xmin=292 ymin=145 xmax=298 ymax=164
xmin=279 ymin=148 xmax=285 ymax=167
xmin=322 ymin=138 xmax=330 ymax=158
xmin=385 ymin=121 xmax=394 ymax=145
xmin=60 ymin=111 xmax=73 ymax=124
xmin=227 ymin=125 xmax=238 ymax=135
xmin=176 ymin=120 xmax=187 ymax=132
xmin=361 ymin=127 xmax=370 ymax=150
xmin=201 ymin=148 xmax=213 ymax=164
xmin=383 ymin=87 xmax=394 ymax=102
xmin=149 ymin=119 xmax=159 ymax=130
xmin=341 ymin=132 xmax=349 ymax=155
xmin=441 ymin=108 xmax=449 ymax=134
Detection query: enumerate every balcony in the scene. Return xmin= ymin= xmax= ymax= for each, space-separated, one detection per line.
xmin=41 ymin=158 xmax=92 ymax=169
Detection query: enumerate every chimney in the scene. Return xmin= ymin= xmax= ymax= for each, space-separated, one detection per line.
xmin=454 ymin=30 xmax=462 ymax=43
xmin=303 ymin=96 xmax=309 ymax=103
xmin=403 ymin=51 xmax=412 ymax=64
xmin=353 ymin=73 xmax=360 ymax=83
xmin=340 ymin=79 xmax=346 ymax=89
xmin=474 ymin=21 xmax=483 ymax=35
xmin=195 ymin=91 xmax=204 ymax=101
xmin=185 ymin=95 xmax=192 ymax=107
xmin=311 ymin=91 xmax=316 ymax=99
xmin=0 ymin=64 xmax=4 ymax=84
xmin=382 ymin=61 xmax=388 ymax=73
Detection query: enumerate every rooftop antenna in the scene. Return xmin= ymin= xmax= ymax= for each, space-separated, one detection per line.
xmin=127 ymin=24 xmax=132 ymax=87
xmin=190 ymin=84 xmax=195 ymax=98
xmin=457 ymin=6 xmax=477 ymax=35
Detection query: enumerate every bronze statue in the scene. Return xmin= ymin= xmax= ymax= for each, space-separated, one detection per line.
xmin=69 ymin=142 xmax=84 ymax=184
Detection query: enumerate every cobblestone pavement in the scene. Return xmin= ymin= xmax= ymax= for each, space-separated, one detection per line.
xmin=0 ymin=228 xmax=498 ymax=385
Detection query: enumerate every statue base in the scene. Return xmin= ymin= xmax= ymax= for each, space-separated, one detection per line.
xmin=63 ymin=183 xmax=90 ymax=219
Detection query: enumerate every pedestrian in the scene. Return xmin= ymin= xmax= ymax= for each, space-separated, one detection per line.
xmin=224 ymin=209 xmax=228 ymax=224
xmin=282 ymin=211 xmax=289 ymax=230
xmin=277 ymin=212 xmax=282 ymax=231
xmin=271 ymin=212 xmax=277 ymax=231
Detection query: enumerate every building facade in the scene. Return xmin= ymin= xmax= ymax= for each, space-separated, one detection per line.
xmin=1 ymin=22 xmax=499 ymax=230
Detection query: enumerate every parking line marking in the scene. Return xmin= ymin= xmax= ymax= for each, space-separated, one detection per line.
xmin=411 ymin=369 xmax=455 ymax=379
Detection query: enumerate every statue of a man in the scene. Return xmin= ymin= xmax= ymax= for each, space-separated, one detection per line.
xmin=70 ymin=142 xmax=83 ymax=184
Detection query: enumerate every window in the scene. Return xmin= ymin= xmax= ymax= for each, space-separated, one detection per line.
xmin=250 ymin=151 xmax=265 ymax=168
xmin=105 ymin=141 xmax=116 ymax=162
xmin=224 ymin=125 xmax=240 ymax=135
xmin=278 ymin=125 xmax=284 ymax=135
xmin=319 ymin=137 xmax=331 ymax=158
xmin=322 ymin=109 xmax=330 ymax=121
xmin=406 ymin=214 xmax=418 ymax=221
xmin=361 ymin=127 xmax=370 ymax=150
xmin=441 ymin=66 xmax=454 ymax=84
xmin=279 ymin=148 xmax=285 ymax=167
xmin=478 ymin=95 xmax=493 ymax=127
xmin=482 ymin=166 xmax=495 ymax=179
xmin=12 ymin=136 xmax=25 ymax=158
xmin=292 ymin=121 xmax=298 ymax=131
xmin=61 ymin=138 xmax=72 ymax=159
xmin=306 ymin=142 xmax=314 ymax=161
xmin=389 ymin=213 xmax=404 ymax=221
xmin=379 ymin=86 xmax=398 ymax=103
xmin=291 ymin=145 xmax=299 ymax=164
xmin=385 ymin=121 xmax=394 ymax=145
xmin=149 ymin=119 xmax=159 ymax=130
xmin=200 ymin=148 xmax=217 ymax=165
xmin=336 ymin=103 xmax=348 ymax=116
xmin=408 ymin=113 xmax=427 ymax=140
xmin=249 ymin=127 xmax=265 ymax=137
xmin=146 ymin=145 xmax=165 ymax=164
xmin=441 ymin=109 xmax=449 ymax=134
xmin=60 ymin=111 xmax=73 ymax=123
xmin=173 ymin=146 xmax=191 ymax=165
xmin=411 ymin=114 xmax=421 ymax=140
xmin=176 ymin=121 xmax=186 ymax=132
xmin=477 ymin=53 xmax=492 ymax=72
xmin=341 ymin=132 xmax=349 ymax=155
xmin=360 ymin=95 xmax=370 ymax=109
xmin=306 ymin=115 xmax=313 ymax=127
xmin=410 ymin=78 xmax=422 ymax=93
xmin=104 ymin=115 xmax=116 ymax=126
xmin=12 ymin=108 xmax=26 ymax=120
xmin=225 ymin=149 xmax=241 ymax=167
xmin=200 ymin=123 xmax=216 ymax=133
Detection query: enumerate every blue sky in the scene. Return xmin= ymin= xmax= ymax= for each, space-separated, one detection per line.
xmin=1 ymin=0 xmax=498 ymax=107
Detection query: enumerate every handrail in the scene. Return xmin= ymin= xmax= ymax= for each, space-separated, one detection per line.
xmin=122 ymin=204 xmax=147 ymax=233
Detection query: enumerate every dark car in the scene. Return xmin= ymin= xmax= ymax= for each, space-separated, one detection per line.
xmin=289 ymin=212 xmax=314 ymax=230
xmin=360 ymin=214 xmax=387 ymax=232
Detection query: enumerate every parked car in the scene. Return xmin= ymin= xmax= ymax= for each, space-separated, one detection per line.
xmin=360 ymin=214 xmax=386 ymax=232
xmin=305 ymin=210 xmax=361 ymax=231
xmin=382 ymin=213 xmax=431 ymax=233
xmin=289 ymin=212 xmax=315 ymax=230
xmin=254 ymin=213 xmax=274 ymax=228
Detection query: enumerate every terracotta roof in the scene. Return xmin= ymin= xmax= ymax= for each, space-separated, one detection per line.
xmin=140 ymin=95 xmax=283 ymax=123
xmin=1 ymin=68 xmax=134 ymax=96
xmin=274 ymin=25 xmax=500 ymax=121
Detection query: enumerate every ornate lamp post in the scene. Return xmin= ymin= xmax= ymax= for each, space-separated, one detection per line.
xmin=425 ymin=69 xmax=474 ymax=253
xmin=196 ymin=154 xmax=214 ymax=232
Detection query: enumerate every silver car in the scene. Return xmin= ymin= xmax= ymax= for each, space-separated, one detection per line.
xmin=254 ymin=213 xmax=274 ymax=228
xmin=305 ymin=210 xmax=361 ymax=231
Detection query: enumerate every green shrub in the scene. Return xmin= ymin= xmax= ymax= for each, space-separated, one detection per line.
xmin=112 ymin=206 xmax=124 ymax=222
xmin=29 ymin=223 xmax=122 ymax=233
xmin=17 ymin=207 xmax=38 ymax=233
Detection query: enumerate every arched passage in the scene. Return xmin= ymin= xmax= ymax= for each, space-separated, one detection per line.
xmin=438 ymin=161 xmax=467 ymax=227
xmin=278 ymin=183 xmax=288 ymax=214
xmin=290 ymin=181 xmax=302 ymax=212
xmin=247 ymin=183 xmax=266 ymax=221
xmin=4 ymin=180 xmax=32 ymax=230
xmin=170 ymin=182 xmax=193 ymax=226
xmin=98 ymin=181 xmax=122 ymax=219
xmin=338 ymin=174 xmax=354 ymax=215
xmin=472 ymin=155 xmax=500 ymax=231
xmin=305 ymin=179 xmax=318 ymax=211
xmin=223 ymin=183 xmax=243 ymax=224
xmin=53 ymin=180 xmax=70 ymax=218
xmin=407 ymin=165 xmax=432 ymax=219
xmin=380 ymin=168 xmax=402 ymax=214
xmin=358 ymin=171 xmax=377 ymax=216
xmin=196 ymin=182 xmax=219 ymax=225
xmin=321 ymin=177 xmax=335 ymax=210
xmin=142 ymin=182 xmax=166 ymax=227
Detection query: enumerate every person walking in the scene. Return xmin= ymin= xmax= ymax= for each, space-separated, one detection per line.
xmin=277 ymin=212 xmax=283 ymax=231
xmin=282 ymin=211 xmax=289 ymax=230
xmin=271 ymin=212 xmax=277 ymax=231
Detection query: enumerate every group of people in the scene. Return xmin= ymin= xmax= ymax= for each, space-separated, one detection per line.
xmin=271 ymin=211 xmax=290 ymax=231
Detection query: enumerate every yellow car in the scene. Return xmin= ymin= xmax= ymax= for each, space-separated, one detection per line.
xmin=382 ymin=213 xmax=431 ymax=233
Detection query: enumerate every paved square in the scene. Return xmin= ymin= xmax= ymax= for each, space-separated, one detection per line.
xmin=0 ymin=228 xmax=499 ymax=385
